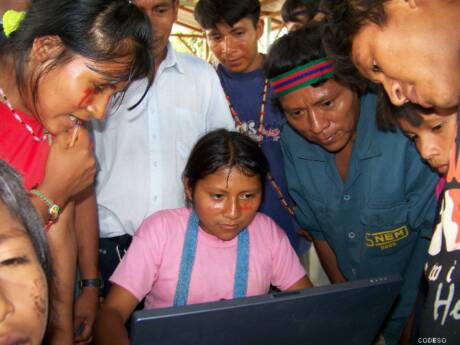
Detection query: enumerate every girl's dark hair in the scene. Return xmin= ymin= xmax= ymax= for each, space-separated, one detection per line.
xmin=281 ymin=0 xmax=321 ymax=24
xmin=194 ymin=0 xmax=260 ymax=30
xmin=263 ymin=22 xmax=366 ymax=108
xmin=377 ymin=86 xmax=433 ymax=130
xmin=321 ymin=0 xmax=389 ymax=85
xmin=183 ymin=129 xmax=269 ymax=197
xmin=0 ymin=160 xmax=52 ymax=293
xmin=0 ymin=0 xmax=154 ymax=110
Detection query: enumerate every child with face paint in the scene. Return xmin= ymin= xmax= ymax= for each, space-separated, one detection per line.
xmin=0 ymin=1 xmax=153 ymax=343
xmin=0 ymin=160 xmax=52 ymax=345
xmin=95 ymin=129 xmax=312 ymax=345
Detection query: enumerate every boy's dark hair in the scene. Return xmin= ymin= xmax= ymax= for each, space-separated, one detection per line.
xmin=320 ymin=1 xmax=388 ymax=83
xmin=263 ymin=22 xmax=366 ymax=106
xmin=183 ymin=129 xmax=269 ymax=198
xmin=0 ymin=0 xmax=154 ymax=110
xmin=194 ymin=0 xmax=261 ymax=30
xmin=377 ymin=86 xmax=433 ymax=130
xmin=281 ymin=0 xmax=321 ymax=24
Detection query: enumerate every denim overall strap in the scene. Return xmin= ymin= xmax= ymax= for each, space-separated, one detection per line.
xmin=233 ymin=228 xmax=249 ymax=298
xmin=173 ymin=209 xmax=249 ymax=306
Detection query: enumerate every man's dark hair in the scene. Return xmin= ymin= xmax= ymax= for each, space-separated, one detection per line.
xmin=263 ymin=22 xmax=366 ymax=105
xmin=281 ymin=0 xmax=321 ymax=23
xmin=377 ymin=86 xmax=434 ymax=130
xmin=194 ymin=0 xmax=261 ymax=30
xmin=320 ymin=1 xmax=389 ymax=83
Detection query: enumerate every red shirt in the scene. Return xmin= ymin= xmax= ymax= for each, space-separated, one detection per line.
xmin=0 ymin=101 xmax=50 ymax=190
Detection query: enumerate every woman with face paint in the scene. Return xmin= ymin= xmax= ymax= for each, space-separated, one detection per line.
xmin=0 ymin=160 xmax=51 ymax=345
xmin=264 ymin=24 xmax=439 ymax=345
xmin=95 ymin=129 xmax=312 ymax=345
xmin=0 ymin=1 xmax=154 ymax=343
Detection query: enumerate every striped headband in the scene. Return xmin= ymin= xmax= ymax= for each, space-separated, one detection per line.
xmin=269 ymin=57 xmax=335 ymax=96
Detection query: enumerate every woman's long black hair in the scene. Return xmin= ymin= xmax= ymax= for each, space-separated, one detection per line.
xmin=0 ymin=0 xmax=154 ymax=109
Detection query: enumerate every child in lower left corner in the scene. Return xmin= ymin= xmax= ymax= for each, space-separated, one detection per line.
xmin=95 ymin=129 xmax=312 ymax=345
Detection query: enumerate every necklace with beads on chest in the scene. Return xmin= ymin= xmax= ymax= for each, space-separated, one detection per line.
xmin=224 ymin=79 xmax=295 ymax=216
xmin=0 ymin=87 xmax=50 ymax=143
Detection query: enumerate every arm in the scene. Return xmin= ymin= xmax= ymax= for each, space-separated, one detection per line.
xmin=73 ymin=186 xmax=100 ymax=344
xmin=94 ymin=284 xmax=139 ymax=345
xmin=30 ymin=128 xmax=96 ymax=223
xmin=267 ymin=215 xmax=313 ymax=290
xmin=286 ymin=275 xmax=313 ymax=291
xmin=312 ymin=239 xmax=347 ymax=284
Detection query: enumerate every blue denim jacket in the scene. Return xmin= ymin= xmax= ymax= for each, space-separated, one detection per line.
xmin=281 ymin=92 xmax=439 ymax=345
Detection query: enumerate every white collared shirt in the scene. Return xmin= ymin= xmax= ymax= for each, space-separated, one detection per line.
xmin=92 ymin=45 xmax=234 ymax=237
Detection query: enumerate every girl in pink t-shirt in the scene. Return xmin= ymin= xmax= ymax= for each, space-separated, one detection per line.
xmin=95 ymin=129 xmax=312 ymax=345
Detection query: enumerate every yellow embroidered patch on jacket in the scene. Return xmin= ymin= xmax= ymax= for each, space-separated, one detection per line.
xmin=365 ymin=226 xmax=409 ymax=250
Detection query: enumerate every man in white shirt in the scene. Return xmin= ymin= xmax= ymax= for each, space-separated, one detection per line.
xmin=92 ymin=0 xmax=234 ymax=295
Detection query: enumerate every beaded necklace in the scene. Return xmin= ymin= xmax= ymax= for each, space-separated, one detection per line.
xmin=0 ymin=87 xmax=48 ymax=142
xmin=225 ymin=79 xmax=295 ymax=216
xmin=226 ymin=79 xmax=269 ymax=145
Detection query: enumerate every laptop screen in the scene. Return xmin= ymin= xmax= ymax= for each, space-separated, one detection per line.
xmin=130 ymin=275 xmax=402 ymax=345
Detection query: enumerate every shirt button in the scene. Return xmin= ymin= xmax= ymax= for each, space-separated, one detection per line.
xmin=153 ymin=161 xmax=158 ymax=167
xmin=153 ymin=195 xmax=158 ymax=201
xmin=352 ymin=268 xmax=357 ymax=276
xmin=348 ymin=232 xmax=356 ymax=239
xmin=343 ymin=194 xmax=351 ymax=201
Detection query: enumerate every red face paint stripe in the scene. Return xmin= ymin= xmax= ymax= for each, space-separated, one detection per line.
xmin=78 ymin=88 xmax=94 ymax=108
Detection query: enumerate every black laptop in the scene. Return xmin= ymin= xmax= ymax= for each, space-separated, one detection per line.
xmin=131 ymin=275 xmax=402 ymax=345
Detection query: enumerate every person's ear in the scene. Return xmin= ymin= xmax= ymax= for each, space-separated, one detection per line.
xmin=31 ymin=35 xmax=63 ymax=63
xmin=256 ymin=18 xmax=264 ymax=40
xmin=183 ymin=177 xmax=193 ymax=202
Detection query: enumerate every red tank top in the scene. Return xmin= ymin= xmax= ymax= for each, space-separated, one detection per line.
xmin=0 ymin=102 xmax=50 ymax=190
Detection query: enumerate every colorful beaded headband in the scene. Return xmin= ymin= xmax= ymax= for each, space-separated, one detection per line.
xmin=2 ymin=10 xmax=26 ymax=38
xmin=269 ymin=57 xmax=335 ymax=97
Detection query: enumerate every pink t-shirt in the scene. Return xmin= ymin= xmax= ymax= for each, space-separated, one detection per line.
xmin=110 ymin=208 xmax=306 ymax=309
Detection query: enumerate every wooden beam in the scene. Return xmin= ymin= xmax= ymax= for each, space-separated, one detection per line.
xmin=175 ymin=20 xmax=202 ymax=32
xmin=176 ymin=36 xmax=196 ymax=55
xmin=260 ymin=0 xmax=282 ymax=6
xmin=171 ymin=33 xmax=204 ymax=39
xmin=179 ymin=5 xmax=194 ymax=14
